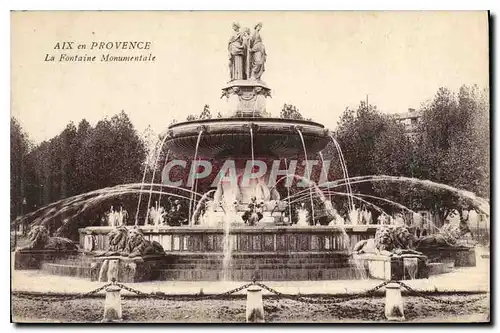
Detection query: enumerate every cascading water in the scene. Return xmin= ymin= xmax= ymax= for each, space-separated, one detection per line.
xmin=296 ymin=128 xmax=316 ymax=225
xmin=157 ymin=151 xmax=171 ymax=204
xmin=329 ymin=135 xmax=355 ymax=212
xmin=135 ymin=138 xmax=161 ymax=225
xmin=296 ymin=203 xmax=309 ymax=226
xmin=319 ymin=152 xmax=333 ymax=203
xmin=188 ymin=130 xmax=204 ymax=226
xmin=191 ymin=189 xmax=216 ymax=226
xmin=284 ymin=158 xmax=293 ymax=224
xmin=16 ymin=183 xmax=200 ymax=234
xmin=321 ymin=175 xmax=490 ymax=216
xmin=145 ymin=133 xmax=170 ymax=224
xmin=221 ymin=200 xmax=238 ymax=281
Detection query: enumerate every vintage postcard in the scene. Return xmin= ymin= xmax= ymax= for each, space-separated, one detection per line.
xmin=10 ymin=11 xmax=490 ymax=323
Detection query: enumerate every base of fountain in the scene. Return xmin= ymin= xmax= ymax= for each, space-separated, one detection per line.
xmin=417 ymin=246 xmax=476 ymax=267
xmin=158 ymin=251 xmax=363 ymax=281
xmin=15 ymin=249 xmax=79 ymax=270
xmin=352 ymin=253 xmax=429 ymax=280
xmin=90 ymin=254 xmax=166 ymax=282
xmin=23 ymin=226 xmax=475 ymax=282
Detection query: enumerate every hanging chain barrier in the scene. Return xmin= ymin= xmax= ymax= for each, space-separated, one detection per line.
xmin=12 ymin=282 xmax=113 ymax=302
xmin=254 ymin=280 xmax=390 ymax=305
xmin=12 ymin=278 xmax=488 ymax=305
xmin=114 ymin=280 xmax=255 ymax=301
xmin=394 ymin=280 xmax=488 ymax=305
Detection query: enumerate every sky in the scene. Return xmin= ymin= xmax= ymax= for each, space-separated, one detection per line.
xmin=11 ymin=11 xmax=489 ymax=143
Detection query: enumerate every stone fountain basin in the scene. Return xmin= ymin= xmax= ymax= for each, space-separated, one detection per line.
xmin=165 ymin=117 xmax=330 ymax=158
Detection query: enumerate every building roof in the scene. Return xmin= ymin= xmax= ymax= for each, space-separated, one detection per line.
xmin=393 ymin=108 xmax=422 ymax=120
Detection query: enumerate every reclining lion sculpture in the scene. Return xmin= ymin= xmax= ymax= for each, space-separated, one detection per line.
xmin=96 ymin=226 xmax=164 ymax=258
xmin=126 ymin=227 xmax=165 ymax=258
xmin=414 ymin=224 xmax=472 ymax=250
xmin=20 ymin=225 xmax=78 ymax=252
xmin=96 ymin=225 xmax=129 ymax=256
xmin=353 ymin=225 xmax=422 ymax=256
xmin=97 ymin=226 xmax=165 ymax=282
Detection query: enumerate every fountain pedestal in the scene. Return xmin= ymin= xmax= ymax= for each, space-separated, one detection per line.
xmin=15 ymin=249 xmax=78 ymax=270
xmin=221 ymin=80 xmax=271 ymax=117
xmin=90 ymin=254 xmax=165 ymax=283
xmin=417 ymin=246 xmax=476 ymax=267
xmin=352 ymin=253 xmax=428 ymax=280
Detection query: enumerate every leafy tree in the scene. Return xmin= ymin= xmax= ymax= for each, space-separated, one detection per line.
xmin=331 ymin=101 xmax=415 ymax=217
xmin=280 ymin=104 xmax=304 ymax=120
xmin=413 ymin=85 xmax=489 ymax=225
xmin=199 ymin=104 xmax=212 ymax=120
xmin=11 ymin=117 xmax=33 ymax=220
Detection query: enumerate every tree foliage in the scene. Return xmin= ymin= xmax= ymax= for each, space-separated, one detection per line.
xmin=15 ymin=111 xmax=146 ymax=221
xmin=280 ymin=104 xmax=305 ymax=120
xmin=412 ymin=85 xmax=489 ymax=223
xmin=331 ymin=85 xmax=489 ymax=225
xmin=11 ymin=117 xmax=33 ymax=220
xmin=331 ymin=101 xmax=414 ymax=216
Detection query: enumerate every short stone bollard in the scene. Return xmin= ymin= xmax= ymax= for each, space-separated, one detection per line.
xmin=246 ymin=286 xmax=265 ymax=323
xmin=385 ymin=282 xmax=405 ymax=321
xmin=102 ymin=283 xmax=122 ymax=322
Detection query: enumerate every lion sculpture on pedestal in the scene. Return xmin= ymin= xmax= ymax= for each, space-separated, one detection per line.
xmin=96 ymin=226 xmax=129 ymax=256
xmin=97 ymin=226 xmax=164 ymax=257
xmin=126 ymin=227 xmax=165 ymax=258
xmin=353 ymin=225 xmax=422 ymax=256
xmin=20 ymin=225 xmax=78 ymax=252
xmin=414 ymin=224 xmax=471 ymax=250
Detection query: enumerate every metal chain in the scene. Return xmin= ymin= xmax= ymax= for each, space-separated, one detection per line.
xmin=12 ymin=283 xmax=112 ymax=302
xmin=114 ymin=281 xmax=255 ymax=301
xmin=12 ymin=279 xmax=488 ymax=307
xmin=255 ymin=280 xmax=391 ymax=305
xmin=395 ymin=281 xmax=488 ymax=305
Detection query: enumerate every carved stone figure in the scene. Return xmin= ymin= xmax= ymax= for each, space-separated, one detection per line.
xmin=414 ymin=224 xmax=472 ymax=250
xmin=249 ymin=22 xmax=266 ymax=80
xmin=97 ymin=226 xmax=129 ymax=256
xmin=20 ymin=225 xmax=78 ymax=252
xmin=242 ymin=196 xmax=263 ymax=226
xmin=228 ymin=22 xmax=247 ymax=81
xmin=353 ymin=225 xmax=422 ymax=256
xmin=126 ymin=227 xmax=165 ymax=258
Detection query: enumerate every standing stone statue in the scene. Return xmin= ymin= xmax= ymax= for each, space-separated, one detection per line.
xmin=228 ymin=22 xmax=246 ymax=81
xmin=249 ymin=22 xmax=266 ymax=80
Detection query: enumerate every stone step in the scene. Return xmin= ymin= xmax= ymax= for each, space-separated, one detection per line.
xmin=42 ymin=263 xmax=92 ymax=279
xmin=164 ymin=262 xmax=349 ymax=270
xmin=154 ymin=267 xmax=366 ymax=281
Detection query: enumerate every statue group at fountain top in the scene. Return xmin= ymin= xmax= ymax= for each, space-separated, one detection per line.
xmin=228 ymin=22 xmax=266 ymax=82
xmin=106 ymin=206 xmax=128 ymax=227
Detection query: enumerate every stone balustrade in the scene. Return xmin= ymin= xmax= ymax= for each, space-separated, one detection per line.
xmin=79 ymin=225 xmax=378 ymax=254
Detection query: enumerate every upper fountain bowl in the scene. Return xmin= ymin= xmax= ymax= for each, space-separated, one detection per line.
xmin=165 ymin=117 xmax=330 ymax=159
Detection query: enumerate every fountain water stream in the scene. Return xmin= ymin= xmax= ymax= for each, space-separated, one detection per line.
xmin=188 ymin=130 xmax=204 ymax=225
xmin=135 ymin=138 xmax=160 ymax=225
xmin=296 ymin=128 xmax=316 ymax=224
xmin=329 ymin=135 xmax=354 ymax=212
xmin=145 ymin=133 xmax=170 ymax=224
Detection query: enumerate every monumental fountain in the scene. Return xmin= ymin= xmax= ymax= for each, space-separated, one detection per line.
xmin=14 ymin=22 xmax=481 ymax=282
